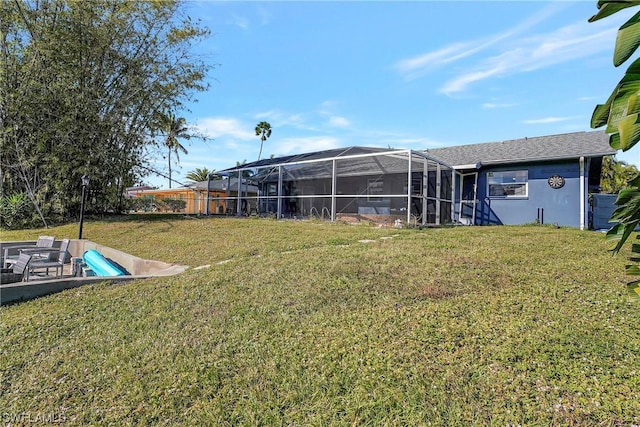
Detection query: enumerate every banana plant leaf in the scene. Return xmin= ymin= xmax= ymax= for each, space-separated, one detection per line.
xmin=627 ymin=280 xmax=640 ymax=301
xmin=592 ymin=102 xmax=612 ymax=129
xmin=591 ymin=0 xmax=640 ymax=302
xmin=617 ymin=111 xmax=640 ymax=150
xmin=614 ymin=11 xmax=640 ymax=66
xmin=610 ymin=132 xmax=622 ymax=150
xmin=605 ymin=81 xmax=640 ymax=134
xmin=609 ymin=191 xmax=640 ymax=223
xmin=626 ymin=264 xmax=640 ymax=275
xmin=606 ymin=221 xmax=639 ymax=253
xmin=628 ymin=171 xmax=640 ymax=186
xmin=590 ymin=57 xmax=640 ymax=130
xmin=589 ymin=0 xmax=640 ymax=23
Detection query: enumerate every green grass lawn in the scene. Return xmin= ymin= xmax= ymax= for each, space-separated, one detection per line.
xmin=1 ymin=216 xmax=638 ymax=426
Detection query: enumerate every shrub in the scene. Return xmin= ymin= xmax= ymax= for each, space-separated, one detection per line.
xmin=161 ymin=198 xmax=186 ymax=212
xmin=0 ymin=192 xmax=37 ymax=229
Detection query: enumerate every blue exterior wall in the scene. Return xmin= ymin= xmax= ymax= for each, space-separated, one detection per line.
xmin=473 ymin=160 xmax=586 ymax=228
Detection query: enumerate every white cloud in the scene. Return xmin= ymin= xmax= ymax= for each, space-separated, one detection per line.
xmin=394 ymin=3 xmax=567 ymax=80
xmin=440 ymin=17 xmax=620 ymax=95
xmin=577 ymin=96 xmax=599 ymax=102
xmin=316 ymin=100 xmax=342 ymax=118
xmin=254 ymin=110 xmax=279 ymax=120
xmin=482 ymin=102 xmax=516 ymax=109
xmin=229 ymin=14 xmax=249 ymax=30
xmin=521 ymin=116 xmax=574 ymax=124
xmin=394 ymin=42 xmax=477 ymax=80
xmin=441 ymin=66 xmax=507 ymax=95
xmin=393 ymin=2 xmax=626 ymax=95
xmin=255 ymin=103 xmax=353 ymax=132
xmin=254 ymin=110 xmax=310 ymax=129
xmin=275 ymin=136 xmax=342 ymax=155
xmin=328 ymin=116 xmax=350 ymax=127
xmin=194 ymin=117 xmax=255 ymax=139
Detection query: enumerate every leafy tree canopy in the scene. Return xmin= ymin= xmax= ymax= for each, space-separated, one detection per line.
xmin=255 ymin=121 xmax=272 ymax=161
xmin=185 ymin=167 xmax=221 ymax=183
xmin=0 ymin=0 xmax=212 ymax=226
xmin=600 ymin=155 xmax=640 ymax=193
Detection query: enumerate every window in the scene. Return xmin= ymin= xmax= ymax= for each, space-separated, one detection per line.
xmin=487 ymin=170 xmax=528 ymax=198
xmin=267 ymin=183 xmax=278 ymax=196
xmin=367 ymin=179 xmax=384 ymax=201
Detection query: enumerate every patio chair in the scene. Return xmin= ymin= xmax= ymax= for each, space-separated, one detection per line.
xmin=26 ymin=238 xmax=70 ymax=280
xmin=0 ymin=253 xmax=33 ymax=284
xmin=3 ymin=236 xmax=55 ymax=268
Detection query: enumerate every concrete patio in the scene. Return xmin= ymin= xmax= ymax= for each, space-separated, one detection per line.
xmin=0 ymin=239 xmax=188 ymax=305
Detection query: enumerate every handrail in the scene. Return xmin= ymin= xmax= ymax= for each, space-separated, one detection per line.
xmin=322 ymin=207 xmax=331 ymax=220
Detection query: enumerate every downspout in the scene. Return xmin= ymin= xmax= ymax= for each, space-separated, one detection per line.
xmin=472 ymin=171 xmax=478 ymax=225
xmin=579 ymin=156 xmax=585 ymax=230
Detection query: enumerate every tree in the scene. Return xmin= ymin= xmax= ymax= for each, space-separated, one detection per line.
xmin=589 ymin=1 xmax=640 ymax=300
xmin=255 ymin=121 xmax=272 ymax=161
xmin=600 ymin=156 xmax=640 ymax=193
xmin=601 ymin=155 xmax=640 ymax=194
xmin=157 ymin=112 xmax=191 ymax=189
xmin=0 ymin=0 xmax=211 ymax=225
xmin=185 ymin=167 xmax=220 ymax=183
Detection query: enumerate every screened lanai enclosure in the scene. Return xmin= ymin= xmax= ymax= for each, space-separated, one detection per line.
xmin=216 ymin=147 xmax=455 ymax=226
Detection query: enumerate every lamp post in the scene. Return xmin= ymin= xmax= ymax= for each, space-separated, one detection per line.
xmin=78 ymin=174 xmax=90 ymax=239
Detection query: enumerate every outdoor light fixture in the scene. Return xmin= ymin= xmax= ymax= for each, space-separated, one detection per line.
xmin=78 ymin=174 xmax=90 ymax=239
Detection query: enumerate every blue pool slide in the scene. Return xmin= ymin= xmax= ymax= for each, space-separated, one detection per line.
xmin=83 ymin=249 xmax=127 ymax=276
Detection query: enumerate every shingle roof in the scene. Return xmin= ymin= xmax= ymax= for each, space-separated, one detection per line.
xmin=218 ymin=146 xmax=390 ymax=172
xmin=424 ymin=131 xmax=615 ymax=169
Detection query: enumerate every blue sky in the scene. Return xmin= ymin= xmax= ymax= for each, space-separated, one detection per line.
xmin=147 ymin=0 xmax=640 ymax=188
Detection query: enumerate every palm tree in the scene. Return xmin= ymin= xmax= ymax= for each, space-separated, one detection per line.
xmin=185 ymin=167 xmax=220 ymax=183
xmin=600 ymin=156 xmax=639 ymax=194
xmin=255 ymin=121 xmax=272 ymax=161
xmin=158 ymin=112 xmax=191 ymax=188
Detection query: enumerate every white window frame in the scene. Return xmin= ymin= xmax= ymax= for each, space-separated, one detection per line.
xmin=487 ymin=170 xmax=528 ymax=198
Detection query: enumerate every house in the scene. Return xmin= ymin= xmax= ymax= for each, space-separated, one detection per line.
xmin=129 ymin=178 xmax=258 ymax=215
xmin=424 ymin=130 xmax=615 ymax=229
xmin=217 ymin=130 xmax=613 ymax=229
xmin=136 ymin=130 xmax=614 ymax=229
